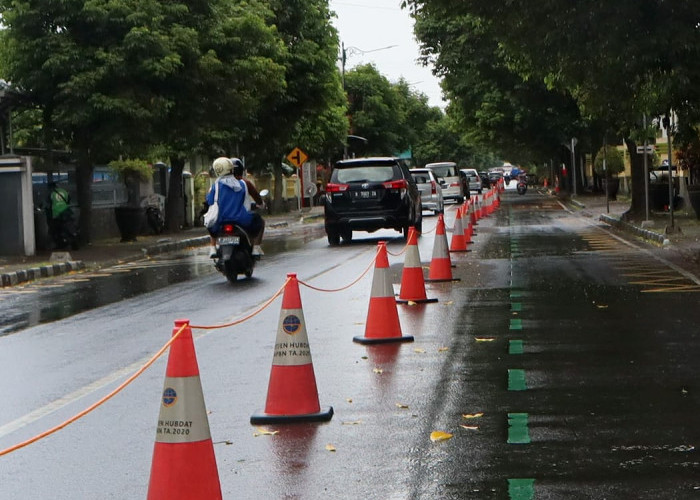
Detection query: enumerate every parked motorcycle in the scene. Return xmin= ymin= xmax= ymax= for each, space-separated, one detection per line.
xmin=50 ymin=209 xmax=80 ymax=250
xmin=145 ymin=205 xmax=165 ymax=234
xmin=212 ymin=189 xmax=268 ymax=283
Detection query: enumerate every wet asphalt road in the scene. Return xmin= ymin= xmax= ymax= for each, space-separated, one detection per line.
xmin=1 ymin=189 xmax=700 ymax=499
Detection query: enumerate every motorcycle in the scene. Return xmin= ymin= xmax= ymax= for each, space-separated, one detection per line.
xmin=145 ymin=205 xmax=165 ymax=234
xmin=212 ymin=189 xmax=268 ymax=283
xmin=49 ymin=209 xmax=80 ymax=250
xmin=516 ymin=175 xmax=527 ymax=195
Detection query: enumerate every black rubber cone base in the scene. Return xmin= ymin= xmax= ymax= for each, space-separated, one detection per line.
xmin=396 ymin=297 xmax=438 ymax=304
xmin=425 ymin=278 xmax=461 ymax=283
xmin=353 ymin=335 xmax=414 ymax=345
xmin=250 ymin=406 xmax=333 ymax=425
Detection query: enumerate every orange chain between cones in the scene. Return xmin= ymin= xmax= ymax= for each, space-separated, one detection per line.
xmin=1 ymin=252 xmax=382 ymax=456
xmin=299 ymin=247 xmax=378 ymax=292
xmin=0 ymin=322 xmax=189 ymax=458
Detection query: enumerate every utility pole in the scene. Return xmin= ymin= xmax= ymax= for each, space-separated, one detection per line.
xmin=664 ymin=113 xmax=675 ymax=231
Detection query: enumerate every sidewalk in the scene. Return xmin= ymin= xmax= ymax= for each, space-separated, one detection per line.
xmin=561 ymin=190 xmax=700 ymax=274
xmin=0 ymin=206 xmax=325 ymax=287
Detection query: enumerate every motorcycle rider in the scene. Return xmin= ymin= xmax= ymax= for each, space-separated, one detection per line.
xmin=206 ymin=157 xmax=265 ymax=258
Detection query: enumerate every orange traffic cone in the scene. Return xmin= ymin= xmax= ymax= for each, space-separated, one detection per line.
xmin=398 ymin=227 xmax=437 ymax=304
xmin=450 ymin=206 xmax=468 ymax=252
xmin=463 ymin=213 xmax=474 ymax=245
xmin=147 ymin=320 xmax=221 ymax=500
xmin=251 ymin=274 xmax=333 ymax=424
xmin=354 ymin=242 xmax=414 ymax=344
xmin=427 ymin=214 xmax=459 ymax=282
xmin=469 ymin=196 xmax=478 ymax=226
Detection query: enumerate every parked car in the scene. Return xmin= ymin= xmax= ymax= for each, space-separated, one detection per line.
xmin=459 ymin=168 xmax=482 ymax=197
xmin=424 ymin=161 xmax=462 ymax=203
xmin=488 ymin=170 xmax=503 ymax=184
xmin=324 ymin=157 xmax=422 ymax=245
xmin=410 ymin=168 xmax=444 ymax=214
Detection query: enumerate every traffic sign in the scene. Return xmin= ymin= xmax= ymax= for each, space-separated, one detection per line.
xmin=636 ymin=145 xmax=655 ymax=154
xmin=286 ymin=147 xmax=308 ymax=168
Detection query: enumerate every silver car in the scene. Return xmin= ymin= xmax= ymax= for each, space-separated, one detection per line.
xmin=410 ymin=168 xmax=444 ymax=214
xmin=425 ymin=161 xmax=462 ymax=203
xmin=459 ymin=168 xmax=483 ymax=197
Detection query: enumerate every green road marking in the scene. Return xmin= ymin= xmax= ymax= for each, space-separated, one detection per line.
xmin=509 ymin=340 xmax=524 ymax=355
xmin=508 ymin=369 xmax=527 ymax=391
xmin=510 ymin=291 xmax=522 ymax=299
xmin=510 ymin=318 xmax=523 ymax=330
xmin=507 ymin=413 xmax=531 ymax=444
xmin=508 ymin=478 xmax=535 ymax=499
xmin=511 ymin=302 xmax=522 ymax=312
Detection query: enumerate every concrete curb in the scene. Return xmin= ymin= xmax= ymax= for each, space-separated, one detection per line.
xmin=1 ymin=261 xmax=86 ymax=287
xmin=0 ymin=237 xmax=211 ymax=288
xmin=598 ymin=214 xmax=669 ymax=245
xmin=141 ymin=236 xmax=210 ymax=257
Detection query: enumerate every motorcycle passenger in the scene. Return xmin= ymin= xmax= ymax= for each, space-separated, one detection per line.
xmin=206 ymin=157 xmax=265 ymax=258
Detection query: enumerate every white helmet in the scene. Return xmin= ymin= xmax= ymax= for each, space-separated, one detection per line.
xmin=212 ymin=157 xmax=233 ymax=177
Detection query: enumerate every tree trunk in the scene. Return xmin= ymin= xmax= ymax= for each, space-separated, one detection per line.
xmin=272 ymin=162 xmax=285 ymax=213
xmin=166 ymin=157 xmax=185 ymax=233
xmin=75 ymin=150 xmax=94 ymax=245
xmin=623 ymin=138 xmax=645 ymax=221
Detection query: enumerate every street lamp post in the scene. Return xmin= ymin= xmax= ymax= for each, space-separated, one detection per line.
xmin=340 ymin=42 xmax=398 ymax=90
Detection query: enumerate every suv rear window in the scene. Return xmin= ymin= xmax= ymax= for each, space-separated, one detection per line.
xmin=428 ymin=165 xmax=457 ymax=177
xmin=334 ymin=166 xmax=396 ymax=183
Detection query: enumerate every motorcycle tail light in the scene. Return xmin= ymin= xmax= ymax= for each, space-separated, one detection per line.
xmin=222 ymin=223 xmax=235 ymax=234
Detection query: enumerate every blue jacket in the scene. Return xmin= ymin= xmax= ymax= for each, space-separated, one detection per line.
xmin=206 ymin=176 xmax=252 ymax=232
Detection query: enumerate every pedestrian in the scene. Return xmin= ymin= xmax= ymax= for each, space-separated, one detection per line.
xmin=47 ymin=181 xmax=73 ymax=248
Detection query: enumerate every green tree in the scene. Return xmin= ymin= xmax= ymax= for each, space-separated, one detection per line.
xmin=240 ymin=0 xmax=348 ymax=211
xmin=0 ymin=0 xmax=288 ymax=236
xmin=405 ymin=0 xmax=700 ymax=217
xmin=344 ymin=64 xmax=411 ymax=156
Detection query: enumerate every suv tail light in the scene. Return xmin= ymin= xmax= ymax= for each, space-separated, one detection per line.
xmin=383 ymin=179 xmax=408 ymax=198
xmin=430 ymin=180 xmax=437 ymax=195
xmin=449 ymin=181 xmax=460 ymax=188
xmin=325 ymin=182 xmax=349 ymax=203
xmin=326 ymin=183 xmax=349 ymax=192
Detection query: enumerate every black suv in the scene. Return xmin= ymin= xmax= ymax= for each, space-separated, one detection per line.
xmin=324 ymin=157 xmax=422 ymax=245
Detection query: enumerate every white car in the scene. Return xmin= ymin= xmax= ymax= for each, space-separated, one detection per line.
xmin=410 ymin=168 xmax=444 ymax=214
xmin=425 ymin=161 xmax=463 ymax=203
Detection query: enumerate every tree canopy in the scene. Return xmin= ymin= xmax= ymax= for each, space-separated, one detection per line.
xmin=405 ymin=0 xmax=700 ymax=216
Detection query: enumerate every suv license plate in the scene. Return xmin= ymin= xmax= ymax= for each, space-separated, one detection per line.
xmin=217 ymin=236 xmax=240 ymax=245
xmin=355 ymin=190 xmax=377 ymax=199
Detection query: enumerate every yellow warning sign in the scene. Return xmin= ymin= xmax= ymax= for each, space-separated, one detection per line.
xmin=287 ymin=147 xmax=308 ymax=168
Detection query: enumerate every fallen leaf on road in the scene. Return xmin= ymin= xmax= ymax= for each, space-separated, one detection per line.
xmin=373 ymin=367 xmax=384 ymax=374
xmin=346 ymin=398 xmax=353 ymax=403
xmin=430 ymin=431 xmax=453 ymax=442
xmin=325 ymin=444 xmax=337 ymax=452
xmin=341 ymin=420 xmax=363 ymax=425
xmin=438 ymin=347 xmax=449 ymax=352
xmin=462 ymin=412 xmax=484 ymax=419
xmin=460 ymin=425 xmax=479 ymax=431
xmin=407 ymin=300 xmax=417 ymax=306
xmin=253 ymin=427 xmax=279 ymax=437
xmin=414 ymin=348 xmax=426 ymax=353
xmin=475 ymin=337 xmax=495 ymax=342
xmin=444 ymin=301 xmax=454 ymax=305
xmin=396 ymin=403 xmax=409 ymax=409
xmin=596 ymin=304 xmax=608 ymax=309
